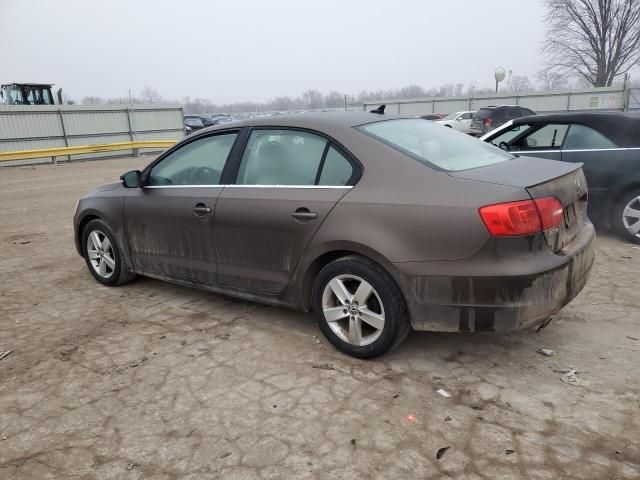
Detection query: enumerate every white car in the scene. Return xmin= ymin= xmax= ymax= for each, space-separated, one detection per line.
xmin=435 ymin=111 xmax=475 ymax=134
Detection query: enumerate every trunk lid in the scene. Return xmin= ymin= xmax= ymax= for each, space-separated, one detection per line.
xmin=450 ymin=156 xmax=589 ymax=252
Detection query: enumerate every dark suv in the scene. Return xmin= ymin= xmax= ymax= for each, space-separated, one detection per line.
xmin=470 ymin=106 xmax=536 ymax=136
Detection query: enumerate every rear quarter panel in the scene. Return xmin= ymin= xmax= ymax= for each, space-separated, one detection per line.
xmin=302 ymin=132 xmax=532 ymax=264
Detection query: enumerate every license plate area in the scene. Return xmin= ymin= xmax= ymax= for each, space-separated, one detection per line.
xmin=563 ymin=203 xmax=576 ymax=228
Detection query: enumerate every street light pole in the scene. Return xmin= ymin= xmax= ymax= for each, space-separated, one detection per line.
xmin=494 ymin=67 xmax=506 ymax=94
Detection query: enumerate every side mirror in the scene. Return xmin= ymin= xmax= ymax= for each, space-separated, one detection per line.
xmin=121 ymin=170 xmax=142 ymax=188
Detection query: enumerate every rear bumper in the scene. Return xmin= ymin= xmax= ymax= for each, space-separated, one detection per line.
xmin=393 ymin=222 xmax=596 ymax=332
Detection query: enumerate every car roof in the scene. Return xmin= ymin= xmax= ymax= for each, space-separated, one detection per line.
xmin=513 ymin=112 xmax=640 ymax=147
xmin=2 ymin=83 xmax=54 ymax=87
xmin=196 ymin=111 xmax=414 ymax=133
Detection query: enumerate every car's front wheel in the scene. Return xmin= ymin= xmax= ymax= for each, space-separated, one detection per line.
xmin=614 ymin=189 xmax=640 ymax=244
xmin=82 ymin=219 xmax=135 ymax=286
xmin=312 ymin=256 xmax=410 ymax=358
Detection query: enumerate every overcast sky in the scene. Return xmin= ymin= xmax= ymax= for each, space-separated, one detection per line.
xmin=2 ymin=0 xmax=549 ymax=103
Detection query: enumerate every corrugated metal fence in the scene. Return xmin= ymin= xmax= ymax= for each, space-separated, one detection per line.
xmin=0 ymin=104 xmax=184 ymax=166
xmin=628 ymin=88 xmax=640 ymax=111
xmin=363 ymin=85 xmax=634 ymax=115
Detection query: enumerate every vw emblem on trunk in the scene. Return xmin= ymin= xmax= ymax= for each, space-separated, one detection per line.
xmin=574 ymin=177 xmax=583 ymax=194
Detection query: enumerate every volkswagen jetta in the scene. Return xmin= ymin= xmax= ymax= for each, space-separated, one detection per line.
xmin=74 ymin=111 xmax=595 ymax=358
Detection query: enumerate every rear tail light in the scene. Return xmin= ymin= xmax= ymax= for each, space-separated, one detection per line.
xmin=484 ymin=117 xmax=493 ymax=127
xmin=479 ymin=197 xmax=563 ymax=236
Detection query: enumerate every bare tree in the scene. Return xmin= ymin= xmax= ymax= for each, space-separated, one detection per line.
xmin=82 ymin=96 xmax=104 ymax=105
xmin=507 ymin=75 xmax=534 ymax=93
xmin=272 ymin=96 xmax=296 ymax=111
xmin=536 ymin=70 xmax=570 ymax=90
xmin=542 ymin=0 xmax=640 ymax=87
xmin=323 ymin=91 xmax=344 ymax=108
xmin=301 ymin=89 xmax=324 ymax=109
xmin=397 ymin=85 xmax=427 ymax=99
xmin=139 ymin=86 xmax=162 ymax=104
xmin=437 ymin=84 xmax=455 ymax=97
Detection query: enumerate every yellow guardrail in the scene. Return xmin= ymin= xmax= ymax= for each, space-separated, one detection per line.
xmin=0 ymin=140 xmax=177 ymax=163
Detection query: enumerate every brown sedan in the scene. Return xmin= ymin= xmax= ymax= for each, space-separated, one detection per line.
xmin=74 ymin=111 xmax=595 ymax=358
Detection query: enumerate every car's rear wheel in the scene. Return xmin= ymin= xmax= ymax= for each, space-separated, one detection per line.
xmin=614 ymin=189 xmax=640 ymax=244
xmin=82 ymin=219 xmax=135 ymax=286
xmin=312 ymin=256 xmax=410 ymax=358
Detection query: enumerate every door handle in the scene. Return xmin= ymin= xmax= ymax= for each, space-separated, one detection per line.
xmin=292 ymin=208 xmax=318 ymax=220
xmin=193 ymin=203 xmax=211 ymax=216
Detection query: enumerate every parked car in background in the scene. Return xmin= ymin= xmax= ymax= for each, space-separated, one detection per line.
xmin=420 ymin=113 xmax=445 ymax=120
xmin=184 ymin=115 xmax=209 ymax=134
xmin=204 ymin=114 xmax=232 ymax=125
xmin=481 ymin=112 xmax=640 ymax=243
xmin=74 ymin=111 xmax=594 ymax=358
xmin=435 ymin=111 xmax=475 ymax=134
xmin=470 ymin=106 xmax=536 ymax=136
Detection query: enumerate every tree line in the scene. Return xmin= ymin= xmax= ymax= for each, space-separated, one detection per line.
xmin=78 ymin=73 xmax=600 ymax=114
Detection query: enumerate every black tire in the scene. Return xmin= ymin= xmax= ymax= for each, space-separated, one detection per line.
xmin=81 ymin=219 xmax=135 ymax=286
xmin=613 ymin=189 xmax=640 ymax=244
xmin=312 ymin=255 xmax=410 ymax=359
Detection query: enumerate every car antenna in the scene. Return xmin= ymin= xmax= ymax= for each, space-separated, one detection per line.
xmin=369 ymin=105 xmax=385 ymax=114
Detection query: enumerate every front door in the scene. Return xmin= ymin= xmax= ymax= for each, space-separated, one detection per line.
xmin=486 ymin=122 xmax=568 ymax=161
xmin=214 ymin=128 xmax=357 ymax=294
xmin=123 ymin=131 xmax=239 ymax=283
xmin=454 ymin=112 xmax=473 ymax=133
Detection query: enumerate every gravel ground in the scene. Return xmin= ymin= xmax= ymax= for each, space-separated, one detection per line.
xmin=0 ymin=157 xmax=639 ymax=479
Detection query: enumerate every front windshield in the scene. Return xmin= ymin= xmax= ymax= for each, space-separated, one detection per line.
xmin=442 ymin=112 xmax=459 ymax=120
xmin=358 ymin=119 xmax=514 ymax=171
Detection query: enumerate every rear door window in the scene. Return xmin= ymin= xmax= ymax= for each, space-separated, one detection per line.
xmin=359 ymin=118 xmax=513 ymax=171
xmin=563 ymin=124 xmax=617 ymax=149
xmin=318 ymin=147 xmax=353 ymax=186
xmin=237 ymin=129 xmax=326 ymax=185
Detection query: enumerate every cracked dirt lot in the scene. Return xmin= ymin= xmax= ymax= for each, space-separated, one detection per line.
xmin=0 ymin=157 xmax=639 ymax=480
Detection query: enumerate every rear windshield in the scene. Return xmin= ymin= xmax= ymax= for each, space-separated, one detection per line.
xmin=357 ymin=118 xmax=513 ymax=171
xmin=475 ymin=108 xmax=494 ymax=119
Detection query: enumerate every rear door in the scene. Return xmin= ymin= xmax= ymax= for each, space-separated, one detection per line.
xmin=560 ymin=123 xmax=623 ymax=193
xmin=214 ymin=128 xmax=357 ymax=294
xmin=123 ymin=131 xmax=239 ymax=283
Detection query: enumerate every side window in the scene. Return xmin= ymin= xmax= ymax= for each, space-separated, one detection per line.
xmin=518 ymin=124 xmax=569 ymax=150
xmin=506 ymin=107 xmax=520 ymax=118
xmin=318 ymin=147 xmax=353 ymax=186
xmin=148 ymin=133 xmax=237 ymax=186
xmin=237 ymin=130 xmax=327 ymax=185
xmin=489 ymin=124 xmax=530 ymax=146
xmin=461 ymin=112 xmax=472 ymax=120
xmin=563 ymin=124 xmax=617 ymax=150
xmin=492 ymin=109 xmax=506 ymax=120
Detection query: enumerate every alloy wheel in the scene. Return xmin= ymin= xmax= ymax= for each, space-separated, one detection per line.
xmin=622 ymin=195 xmax=640 ymax=239
xmin=86 ymin=230 xmax=116 ymax=279
xmin=321 ymin=274 xmax=385 ymax=347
